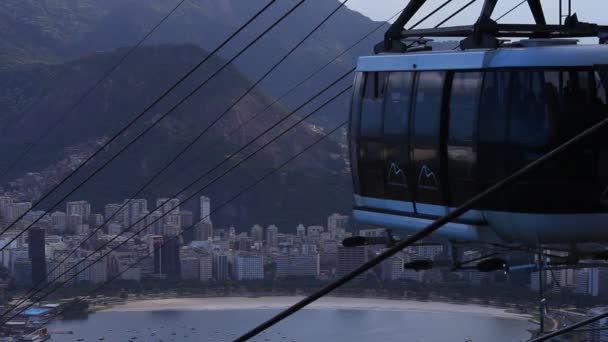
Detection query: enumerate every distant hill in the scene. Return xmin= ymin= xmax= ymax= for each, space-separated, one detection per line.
xmin=0 ymin=44 xmax=353 ymax=230
xmin=0 ymin=0 xmax=462 ymax=230
xmin=0 ymin=0 xmax=389 ymax=128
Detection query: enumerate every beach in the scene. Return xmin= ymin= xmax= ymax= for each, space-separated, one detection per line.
xmin=100 ymin=296 xmax=531 ymax=319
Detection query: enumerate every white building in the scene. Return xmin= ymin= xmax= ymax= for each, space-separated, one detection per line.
xmin=156 ymin=198 xmax=180 ymax=227
xmin=327 ymin=213 xmax=348 ymax=237
xmin=66 ymin=201 xmax=91 ymax=222
xmin=122 ymin=199 xmax=148 ymax=229
xmin=104 ymin=203 xmax=123 ymax=223
xmin=296 ymin=224 xmax=306 ymax=239
xmin=250 ymin=225 xmax=264 ymax=242
xmin=200 ymin=196 xmax=211 ymax=224
xmin=307 ymin=226 xmax=324 ymax=238
xmin=51 ymin=211 xmax=67 ymax=232
xmin=266 ymin=225 xmax=279 ymax=248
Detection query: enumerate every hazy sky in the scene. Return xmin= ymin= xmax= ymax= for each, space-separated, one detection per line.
xmin=345 ymin=0 xmax=607 ymax=26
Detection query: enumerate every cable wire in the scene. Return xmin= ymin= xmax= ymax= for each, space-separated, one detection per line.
xmin=153 ymin=9 xmax=401 ymax=190
xmin=0 ymin=0 xmax=287 ymax=252
xmin=1 ymin=67 xmax=353 ymax=322
xmin=0 ymin=0 xmax=189 ymax=181
xmin=234 ymin=117 xmax=608 ymax=341
xmin=39 ymin=121 xmax=347 ymax=328
xmin=496 ymin=0 xmax=528 ymax=22
xmin=8 ymin=0 xmax=346 ymax=310
xmin=0 ymin=84 xmax=352 ymax=325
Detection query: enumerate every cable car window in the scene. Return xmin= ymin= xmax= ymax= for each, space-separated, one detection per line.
xmin=509 ymin=71 xmax=549 ymax=149
xmin=413 ymin=71 xmax=445 ymax=139
xmin=383 ymin=72 xmax=414 ymax=137
xmin=449 ymin=72 xmax=483 ymax=143
xmin=361 ymin=72 xmax=387 ymax=138
xmin=357 ymin=142 xmax=385 ymax=198
xmin=479 ymin=71 xmax=509 ymax=144
xmin=447 ymin=72 xmax=482 ymax=205
xmin=478 ymin=71 xmax=510 ymax=209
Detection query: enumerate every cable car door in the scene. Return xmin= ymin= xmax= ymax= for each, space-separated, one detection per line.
xmin=410 ymin=71 xmax=447 ymax=215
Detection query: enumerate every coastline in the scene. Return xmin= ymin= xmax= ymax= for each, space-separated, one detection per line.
xmin=98 ymin=296 xmax=532 ymax=320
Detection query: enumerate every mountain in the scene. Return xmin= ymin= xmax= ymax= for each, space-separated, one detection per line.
xmin=0 ymin=44 xmax=353 ymax=230
xmin=0 ymin=0 xmax=387 ymax=128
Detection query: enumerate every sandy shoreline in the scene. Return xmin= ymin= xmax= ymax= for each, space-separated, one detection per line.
xmin=99 ymin=296 xmax=531 ymax=320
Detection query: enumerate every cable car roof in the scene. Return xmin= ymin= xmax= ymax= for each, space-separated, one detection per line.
xmin=358 ymin=43 xmax=608 ymax=71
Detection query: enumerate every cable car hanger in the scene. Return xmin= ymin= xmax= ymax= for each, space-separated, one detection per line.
xmin=376 ymin=0 xmax=608 ymax=53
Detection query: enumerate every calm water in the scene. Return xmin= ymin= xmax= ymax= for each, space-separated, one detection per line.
xmin=47 ymin=308 xmax=534 ymax=342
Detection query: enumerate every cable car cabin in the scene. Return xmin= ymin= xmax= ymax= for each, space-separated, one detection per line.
xmin=349 ymin=41 xmax=608 ymax=245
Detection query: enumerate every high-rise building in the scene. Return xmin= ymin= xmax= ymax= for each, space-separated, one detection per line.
xmin=104 ymin=203 xmax=123 ymax=223
xmin=575 ymin=268 xmax=593 ymax=295
xmin=213 ymin=253 xmax=229 ymax=281
xmin=307 ymin=226 xmax=324 ymax=238
xmin=337 ymin=246 xmax=368 ymax=281
xmin=327 ymin=213 xmax=349 ymax=235
xmin=67 ymin=214 xmax=83 ymax=232
xmin=200 ymin=196 xmax=211 ymax=224
xmin=76 ymin=257 xmax=107 ymax=284
xmin=108 ymin=223 xmax=123 ymax=235
xmin=381 ymin=254 xmax=404 ymax=281
xmin=122 ymin=199 xmax=148 ymax=228
xmin=180 ymin=257 xmax=199 ymax=280
xmin=0 ymin=197 xmax=13 ymax=220
xmin=266 ymin=225 xmax=279 ymax=248
xmin=156 ymin=198 xmax=180 ymax=226
xmin=194 ymin=222 xmax=213 ymax=241
xmin=199 ymin=253 xmax=213 ymax=281
xmin=233 ymin=253 xmax=264 ymax=280
xmin=250 ymin=225 xmax=264 ymax=242
xmin=28 ymin=227 xmax=46 ymax=286
xmin=66 ymin=201 xmax=91 ymax=222
xmin=12 ymin=202 xmax=32 ymax=219
xmin=296 ymin=224 xmax=306 ymax=239
xmin=90 ymin=214 xmax=104 ymax=227
xmin=180 ymin=210 xmax=195 ymax=242
xmin=237 ymin=236 xmax=253 ymax=251
xmin=146 ymin=211 xmax=164 ymax=235
xmin=275 ymin=253 xmax=319 ymax=278
xmin=162 ymin=238 xmax=181 ymax=281
xmin=51 ymin=211 xmax=67 ymax=232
